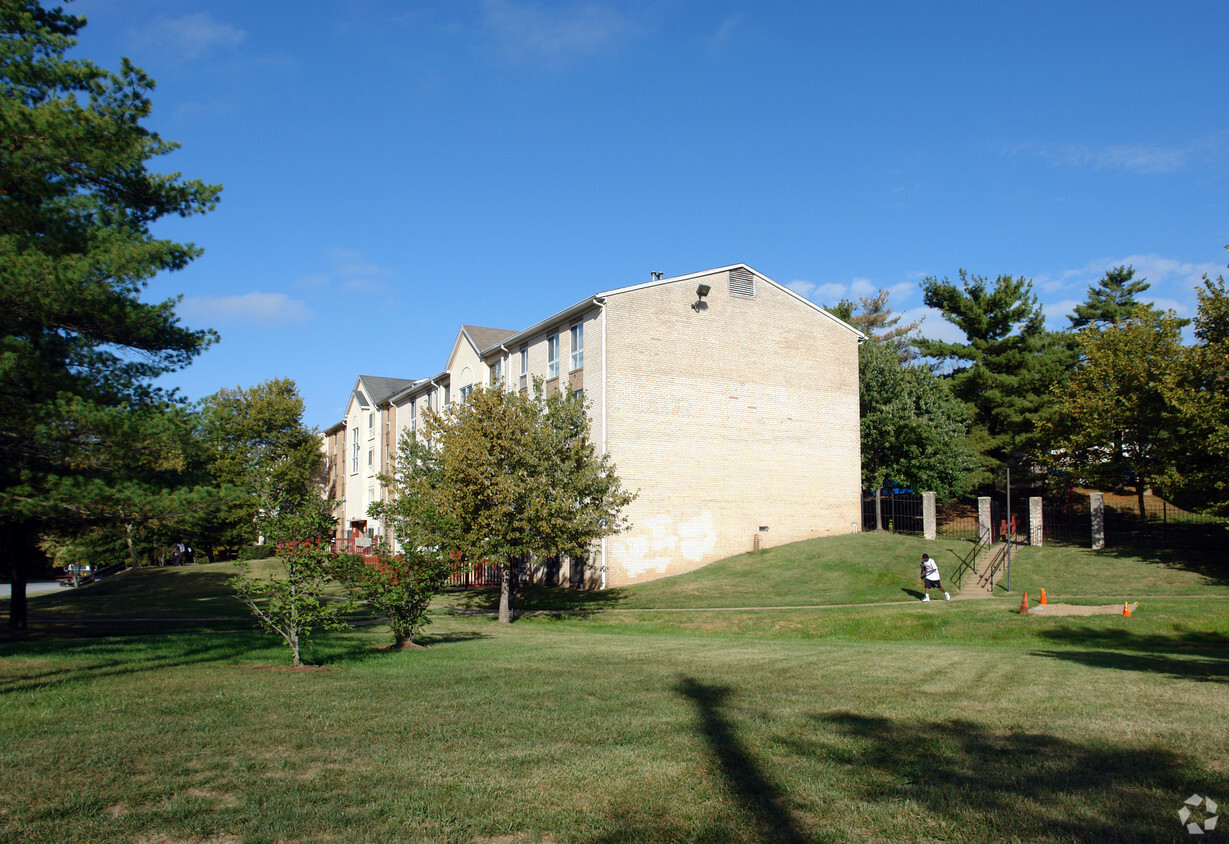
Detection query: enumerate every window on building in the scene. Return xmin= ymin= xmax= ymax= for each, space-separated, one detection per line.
xmin=459 ymin=384 xmax=473 ymax=402
xmin=491 ymin=358 xmax=503 ymax=386
xmin=368 ymin=412 xmax=375 ymax=438
xmin=519 ymin=345 xmax=528 ymax=391
xmin=351 ymin=427 xmax=359 ymax=473
xmin=410 ymin=400 xmax=417 ymax=434
xmin=570 ymin=322 xmax=583 ymax=371
xmin=368 ymin=449 xmax=374 ymax=468
xmin=547 ymin=333 xmax=560 ymax=379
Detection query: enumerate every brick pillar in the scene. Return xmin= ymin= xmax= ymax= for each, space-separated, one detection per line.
xmin=1029 ymin=497 xmax=1043 ymax=546
xmin=978 ymin=496 xmax=992 ymax=544
xmin=1090 ymin=492 xmax=1105 ymax=550
xmin=922 ymin=492 xmax=937 ymax=540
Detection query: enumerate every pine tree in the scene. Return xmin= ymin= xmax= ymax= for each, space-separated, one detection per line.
xmin=916 ymin=270 xmax=1075 ymax=484
xmin=1 ymin=2 xmax=220 ymax=628
xmin=1068 ymin=265 xmax=1152 ymax=330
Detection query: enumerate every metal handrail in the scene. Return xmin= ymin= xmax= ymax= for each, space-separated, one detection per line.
xmin=948 ymin=533 xmax=989 ymax=590
xmin=978 ymin=542 xmax=1013 ymax=590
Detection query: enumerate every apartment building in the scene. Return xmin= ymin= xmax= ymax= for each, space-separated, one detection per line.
xmin=323 ymin=264 xmax=864 ymax=586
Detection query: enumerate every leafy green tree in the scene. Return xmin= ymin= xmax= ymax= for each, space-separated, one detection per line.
xmin=1041 ymin=307 xmax=1188 ymax=520
xmin=373 ymin=384 xmax=635 ymax=624
xmin=230 ymin=507 xmax=352 ymax=667
xmin=0 ymin=2 xmax=220 ymax=628
xmin=200 ymin=378 xmax=323 ymax=555
xmin=860 ymin=341 xmax=975 ymax=527
xmin=339 ymin=549 xmax=454 ymax=649
xmin=1166 ymin=256 xmax=1229 ymax=513
xmin=917 ymin=270 xmax=1075 ymax=483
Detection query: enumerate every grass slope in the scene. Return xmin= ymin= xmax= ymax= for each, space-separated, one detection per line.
xmin=2 ymin=534 xmax=1227 ymax=843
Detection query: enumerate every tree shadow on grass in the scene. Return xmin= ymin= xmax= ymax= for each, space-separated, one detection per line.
xmin=5 ymin=568 xmax=252 ymax=622
xmin=438 ymin=585 xmax=630 ymax=617
xmin=788 ymin=711 xmax=1214 ymax=842
xmin=1094 ymin=542 xmax=1229 ymax=588
xmin=1031 ymin=628 xmax=1229 ymax=683
xmin=0 ymin=630 xmax=266 ymax=696
xmin=673 ymin=677 xmax=807 ymax=844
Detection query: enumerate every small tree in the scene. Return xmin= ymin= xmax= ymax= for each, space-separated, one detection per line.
xmin=230 ymin=507 xmax=352 ymax=667
xmin=373 ymin=383 xmax=635 ymax=624
xmin=339 ymin=549 xmax=454 ymax=649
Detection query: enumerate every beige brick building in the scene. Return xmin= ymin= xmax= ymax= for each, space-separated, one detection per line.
xmin=322 ymin=265 xmax=864 ymax=586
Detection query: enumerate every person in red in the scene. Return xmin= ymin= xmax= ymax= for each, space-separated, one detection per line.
xmin=920 ymin=553 xmax=950 ymax=602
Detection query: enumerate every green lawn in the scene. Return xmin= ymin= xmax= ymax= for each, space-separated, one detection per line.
xmin=2 ymin=535 xmax=1227 ymax=843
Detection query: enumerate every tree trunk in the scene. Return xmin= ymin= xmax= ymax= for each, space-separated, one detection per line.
xmin=498 ymin=562 xmax=514 ymax=624
xmin=874 ymin=489 xmax=883 ymax=532
xmin=123 ymin=521 xmax=139 ymax=568
xmin=3 ymin=520 xmax=35 ymax=630
xmin=1137 ymin=477 xmax=1147 ymax=524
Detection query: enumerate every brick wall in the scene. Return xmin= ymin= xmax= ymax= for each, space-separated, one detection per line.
xmin=600 ymin=269 xmax=861 ymax=586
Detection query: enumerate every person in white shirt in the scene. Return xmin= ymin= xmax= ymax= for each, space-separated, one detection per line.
xmin=919 ymin=553 xmax=950 ymax=602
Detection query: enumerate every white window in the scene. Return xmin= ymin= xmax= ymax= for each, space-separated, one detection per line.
xmin=368 ymin=449 xmax=374 ymax=468
xmin=459 ymin=384 xmax=473 ymax=402
xmin=351 ymin=427 xmax=359 ymax=473
xmin=570 ymin=322 xmax=583 ymax=371
xmin=368 ymin=412 xmax=374 ymax=439
xmin=519 ymin=346 xmax=528 ymax=391
xmin=547 ymin=333 xmax=560 ymax=379
xmin=410 ymin=400 xmax=417 ymax=434
xmin=491 ymin=358 xmax=503 ymax=386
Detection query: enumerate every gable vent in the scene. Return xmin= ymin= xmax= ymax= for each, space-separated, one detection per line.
xmin=729 ymin=268 xmax=756 ymax=298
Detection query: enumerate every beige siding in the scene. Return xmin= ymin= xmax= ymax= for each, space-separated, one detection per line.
xmin=601 ymin=269 xmax=861 ymax=586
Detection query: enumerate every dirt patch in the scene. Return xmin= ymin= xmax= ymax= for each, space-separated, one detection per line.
xmin=1023 ymin=602 xmax=1139 ymax=617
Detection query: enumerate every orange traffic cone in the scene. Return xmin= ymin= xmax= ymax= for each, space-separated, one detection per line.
xmin=1020 ymin=592 xmax=1029 ymax=615
xmin=1040 ymin=589 xmax=1048 ymax=605
xmin=1122 ymin=601 xmax=1131 ymax=617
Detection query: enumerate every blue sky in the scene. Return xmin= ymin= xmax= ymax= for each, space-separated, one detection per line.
xmin=67 ymin=0 xmax=1229 ymax=429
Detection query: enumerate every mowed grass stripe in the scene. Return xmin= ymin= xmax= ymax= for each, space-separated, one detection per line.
xmin=2 ymin=532 xmax=1227 ymax=842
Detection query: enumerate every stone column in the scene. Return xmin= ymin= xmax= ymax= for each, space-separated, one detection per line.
xmin=978 ymin=496 xmax=992 ymax=544
xmin=922 ymin=492 xmax=937 ymax=540
xmin=1029 ymin=497 xmax=1043 ymax=546
xmin=1090 ymin=492 xmax=1105 ymax=550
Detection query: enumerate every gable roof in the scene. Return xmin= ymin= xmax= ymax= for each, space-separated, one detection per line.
xmin=473 ymin=264 xmax=864 ymax=355
xmin=461 ymin=325 xmax=517 ymax=352
xmin=357 ymin=375 xmax=417 ymax=405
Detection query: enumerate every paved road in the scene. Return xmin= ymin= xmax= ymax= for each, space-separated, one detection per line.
xmin=0 ymin=581 xmax=62 ymax=599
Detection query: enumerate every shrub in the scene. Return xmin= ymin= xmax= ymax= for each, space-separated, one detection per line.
xmin=236 ymin=544 xmax=277 ymax=561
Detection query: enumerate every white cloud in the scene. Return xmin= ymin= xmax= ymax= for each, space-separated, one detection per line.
xmin=707 ymin=14 xmax=743 ymax=50
xmin=789 ymin=277 xmax=921 ymax=310
xmin=483 ymin=0 xmax=638 ymax=63
xmin=1035 ymin=253 xmax=1221 ymax=303
xmin=1000 ymin=140 xmax=1190 ymax=174
xmin=181 ymin=292 xmax=311 ymax=325
xmin=136 ymin=13 xmax=245 ymax=61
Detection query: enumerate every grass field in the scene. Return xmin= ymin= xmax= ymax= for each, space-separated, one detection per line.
xmin=2 ymin=533 xmax=1227 ymax=843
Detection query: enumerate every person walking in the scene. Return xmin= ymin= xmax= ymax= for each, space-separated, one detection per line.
xmin=920 ymin=553 xmax=950 ymax=602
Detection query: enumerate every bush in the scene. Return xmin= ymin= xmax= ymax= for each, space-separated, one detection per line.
xmin=236 ymin=544 xmax=277 ymax=561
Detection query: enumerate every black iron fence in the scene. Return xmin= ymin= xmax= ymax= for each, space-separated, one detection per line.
xmin=1103 ymin=497 xmax=1229 ymax=550
xmin=861 ymin=492 xmax=924 ymax=534
xmin=864 ymin=488 xmax=1226 ymax=552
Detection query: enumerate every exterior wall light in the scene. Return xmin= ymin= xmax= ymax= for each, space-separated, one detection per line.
xmin=692 ymin=283 xmax=711 ymax=312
